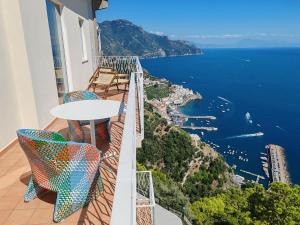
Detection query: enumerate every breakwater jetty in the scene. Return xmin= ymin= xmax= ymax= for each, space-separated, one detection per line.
xmin=240 ymin=169 xmax=265 ymax=183
xmin=182 ymin=115 xmax=216 ymax=120
xmin=180 ymin=126 xmax=218 ymax=131
xmin=266 ymin=144 xmax=290 ymax=185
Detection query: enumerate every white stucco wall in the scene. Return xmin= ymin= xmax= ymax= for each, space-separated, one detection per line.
xmin=19 ymin=0 xmax=59 ymax=128
xmin=0 ymin=3 xmax=22 ymax=149
xmin=0 ymin=0 xmax=98 ymax=150
xmin=59 ymin=0 xmax=96 ymax=91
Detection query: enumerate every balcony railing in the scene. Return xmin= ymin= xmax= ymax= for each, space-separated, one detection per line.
xmin=97 ymin=56 xmax=142 ymax=74
xmin=137 ymin=171 xmax=156 ymax=225
xmin=96 ymin=56 xmax=144 ymax=140
xmin=96 ymin=56 xmax=151 ymax=225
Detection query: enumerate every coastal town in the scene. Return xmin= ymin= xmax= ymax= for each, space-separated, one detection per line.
xmin=144 ymin=75 xmax=202 ymax=125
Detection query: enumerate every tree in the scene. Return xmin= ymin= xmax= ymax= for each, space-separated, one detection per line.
xmin=188 ymin=183 xmax=300 ymax=225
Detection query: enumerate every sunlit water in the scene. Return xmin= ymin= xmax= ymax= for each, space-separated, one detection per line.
xmin=141 ymin=48 xmax=300 ymax=186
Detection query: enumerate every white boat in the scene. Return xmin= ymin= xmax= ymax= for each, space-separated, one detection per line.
xmin=260 ymin=156 xmax=268 ymax=161
xmin=263 ymin=167 xmax=270 ymax=178
xmin=256 ymin=132 xmax=264 ymax=136
xmin=262 ymin=162 xmax=268 ymax=168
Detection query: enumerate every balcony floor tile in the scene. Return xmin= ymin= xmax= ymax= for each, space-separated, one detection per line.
xmin=0 ymin=85 xmax=142 ymax=225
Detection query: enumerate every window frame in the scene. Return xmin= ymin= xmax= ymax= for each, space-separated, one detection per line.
xmin=78 ymin=18 xmax=88 ymax=63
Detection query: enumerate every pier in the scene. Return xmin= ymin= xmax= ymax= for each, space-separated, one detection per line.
xmin=184 ymin=115 xmax=217 ymax=120
xmin=180 ymin=126 xmax=218 ymax=131
xmin=266 ymin=144 xmax=290 ymax=185
xmin=240 ymin=169 xmax=265 ymax=183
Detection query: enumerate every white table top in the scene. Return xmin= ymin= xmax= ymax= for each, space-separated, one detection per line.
xmin=50 ymin=100 xmax=124 ymax=121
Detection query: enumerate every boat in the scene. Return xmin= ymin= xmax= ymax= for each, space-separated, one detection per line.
xmin=255 ymin=132 xmax=264 ymax=136
xmin=260 ymin=156 xmax=268 ymax=161
xmin=260 ymin=152 xmax=267 ymax=156
xmin=263 ymin=167 xmax=270 ymax=178
xmin=262 ymin=162 xmax=268 ymax=168
xmin=245 ymin=112 xmax=251 ymax=121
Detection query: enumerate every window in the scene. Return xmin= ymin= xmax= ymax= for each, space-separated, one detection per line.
xmin=46 ymin=0 xmax=69 ymax=103
xmin=79 ymin=18 xmax=88 ymax=62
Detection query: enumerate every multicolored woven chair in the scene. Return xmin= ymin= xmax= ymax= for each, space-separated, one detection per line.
xmin=17 ymin=129 xmax=103 ymax=222
xmin=63 ymin=91 xmax=111 ymax=143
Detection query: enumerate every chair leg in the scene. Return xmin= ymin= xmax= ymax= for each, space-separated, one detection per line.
xmin=53 ymin=171 xmax=103 ymax=222
xmin=104 ymin=88 xmax=109 ymax=99
xmin=106 ymin=120 xmax=111 ymax=142
xmin=54 ymin=188 xmax=91 ymax=223
xmin=95 ymin=120 xmax=111 ymax=143
xmin=24 ymin=176 xmax=45 ymax=202
xmin=88 ymin=170 xmax=104 ymax=200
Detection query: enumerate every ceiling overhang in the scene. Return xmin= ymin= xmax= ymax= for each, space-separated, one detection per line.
xmin=93 ymin=0 xmax=108 ymax=10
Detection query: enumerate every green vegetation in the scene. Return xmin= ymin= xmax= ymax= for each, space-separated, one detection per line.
xmin=137 ymin=163 xmax=187 ymax=211
xmin=184 ymin=158 xmax=229 ymax=202
xmin=145 ymin=83 xmax=171 ymax=100
xmin=138 ymin=103 xmax=196 ymax=181
xmin=188 ymin=182 xmax=300 ymax=225
xmin=137 ymin=103 xmax=232 ymax=214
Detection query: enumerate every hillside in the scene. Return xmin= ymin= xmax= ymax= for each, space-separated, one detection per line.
xmin=99 ymin=19 xmax=202 ymax=57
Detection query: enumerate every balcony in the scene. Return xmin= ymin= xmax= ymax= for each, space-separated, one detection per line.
xmin=0 ymin=56 xmax=154 ymax=225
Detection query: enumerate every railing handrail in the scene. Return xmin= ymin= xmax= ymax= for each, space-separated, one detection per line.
xmin=110 ymin=72 xmax=137 ymax=225
xmin=95 ymin=55 xmax=144 ymax=140
xmin=95 ymin=55 xmax=143 ymax=74
xmin=96 ymin=56 xmax=146 ymax=225
xmin=136 ymin=171 xmax=156 ymax=208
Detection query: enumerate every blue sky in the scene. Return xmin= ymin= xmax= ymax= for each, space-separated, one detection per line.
xmin=96 ymin=0 xmax=300 ymax=47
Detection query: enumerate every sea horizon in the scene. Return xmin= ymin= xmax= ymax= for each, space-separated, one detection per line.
xmin=141 ymin=47 xmax=300 ymax=186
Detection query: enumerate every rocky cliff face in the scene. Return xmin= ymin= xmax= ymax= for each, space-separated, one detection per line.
xmin=99 ymin=19 xmax=202 ymax=57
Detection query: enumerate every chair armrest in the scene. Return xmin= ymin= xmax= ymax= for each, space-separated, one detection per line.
xmin=116 ymin=74 xmax=129 ymax=79
xmin=17 ymin=129 xmax=66 ymax=142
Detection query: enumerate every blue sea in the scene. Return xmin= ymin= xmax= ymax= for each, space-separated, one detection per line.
xmin=141 ymin=48 xmax=300 ymax=186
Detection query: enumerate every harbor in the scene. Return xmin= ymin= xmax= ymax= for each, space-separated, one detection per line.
xmin=144 ymin=77 xmax=219 ymax=130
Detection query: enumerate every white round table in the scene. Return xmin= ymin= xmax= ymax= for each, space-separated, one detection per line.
xmin=50 ymin=100 xmax=124 ymax=146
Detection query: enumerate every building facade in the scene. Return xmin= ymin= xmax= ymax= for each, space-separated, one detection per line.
xmin=0 ymin=0 xmax=107 ymax=150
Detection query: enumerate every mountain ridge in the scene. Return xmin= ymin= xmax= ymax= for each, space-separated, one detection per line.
xmin=99 ymin=19 xmax=202 ymax=57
